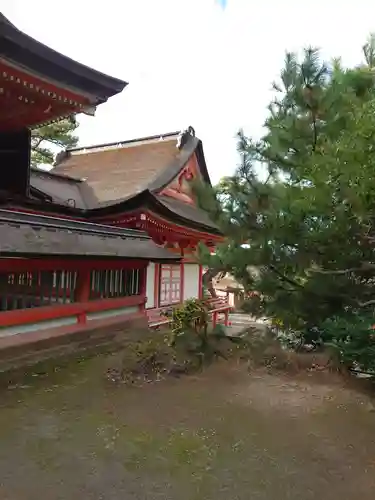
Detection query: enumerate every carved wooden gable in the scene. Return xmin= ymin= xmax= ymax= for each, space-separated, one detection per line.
xmin=159 ymin=154 xmax=201 ymax=205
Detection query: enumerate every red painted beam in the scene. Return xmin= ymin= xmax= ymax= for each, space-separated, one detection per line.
xmin=0 ymin=311 xmax=146 ymax=351
xmin=0 ymin=61 xmax=89 ymax=105
xmin=0 ymin=294 xmax=146 ymax=328
xmin=95 ymin=210 xmax=224 ymax=243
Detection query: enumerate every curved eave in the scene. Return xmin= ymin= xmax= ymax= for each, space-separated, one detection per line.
xmin=0 ymin=13 xmax=127 ymax=103
xmin=11 ymin=186 xmax=223 ymax=237
xmin=86 ymin=190 xmax=223 ymax=237
xmin=149 ymin=195 xmax=222 ymax=237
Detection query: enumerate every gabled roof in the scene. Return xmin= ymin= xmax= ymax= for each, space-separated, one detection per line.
xmin=32 ymin=128 xmax=221 ymax=236
xmin=0 ymin=13 xmax=127 ymax=105
xmin=53 ymin=130 xmax=211 ymax=203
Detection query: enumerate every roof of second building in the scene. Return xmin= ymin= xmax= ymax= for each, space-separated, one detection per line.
xmin=29 ymin=128 xmax=221 ymax=236
xmin=52 ymin=128 xmax=211 ymax=203
xmin=52 ymin=132 xmax=183 ymax=203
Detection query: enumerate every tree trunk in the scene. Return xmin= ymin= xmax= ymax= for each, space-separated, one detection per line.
xmin=202 ymin=268 xmax=225 ymax=298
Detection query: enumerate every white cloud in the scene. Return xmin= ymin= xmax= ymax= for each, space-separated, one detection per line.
xmin=2 ymin=0 xmax=375 ymax=183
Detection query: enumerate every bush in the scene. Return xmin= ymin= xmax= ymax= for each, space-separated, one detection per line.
xmin=107 ymin=332 xmax=200 ymax=384
xmin=167 ymin=298 xmax=246 ymax=368
xmin=239 ymin=293 xmax=263 ymax=315
xmin=107 ymin=299 xmax=249 ymax=384
xmin=322 ymin=313 xmax=375 ymax=372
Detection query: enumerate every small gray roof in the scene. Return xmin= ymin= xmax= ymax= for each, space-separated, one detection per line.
xmin=0 ymin=209 xmax=179 ymax=261
xmin=0 ymin=222 xmax=179 ymax=261
xmin=30 ymin=168 xmax=99 ymax=209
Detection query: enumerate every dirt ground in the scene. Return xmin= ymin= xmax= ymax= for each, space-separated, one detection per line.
xmin=0 ymin=358 xmax=375 ymax=500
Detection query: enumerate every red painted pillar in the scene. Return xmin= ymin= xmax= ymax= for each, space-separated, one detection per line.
xmin=154 ymin=263 xmax=160 ymax=309
xmin=75 ymin=269 xmax=91 ymax=324
xmin=139 ymin=265 xmax=147 ymax=311
xmin=198 ymin=264 xmax=203 ymax=299
xmin=180 ymin=250 xmax=185 ymax=303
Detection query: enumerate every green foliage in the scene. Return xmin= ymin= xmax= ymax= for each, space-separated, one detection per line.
xmin=195 ymin=36 xmax=375 ymax=357
xmin=31 ymin=116 xmax=79 ymax=167
xmin=110 ymin=333 xmax=197 ymax=383
xmin=322 ymin=313 xmax=375 ymax=371
xmin=167 ymin=298 xmax=244 ymax=367
xmin=168 ymin=298 xmax=208 ymax=344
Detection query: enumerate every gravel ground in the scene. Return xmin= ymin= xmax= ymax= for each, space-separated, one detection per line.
xmin=0 ymin=358 xmax=374 ymax=500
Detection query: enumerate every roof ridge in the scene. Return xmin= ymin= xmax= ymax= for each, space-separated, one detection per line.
xmin=66 ymin=131 xmax=181 ymax=154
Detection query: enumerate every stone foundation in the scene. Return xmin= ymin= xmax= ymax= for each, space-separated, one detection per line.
xmin=0 ymin=313 xmax=150 ymax=372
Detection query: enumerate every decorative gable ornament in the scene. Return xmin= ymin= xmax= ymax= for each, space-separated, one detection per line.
xmin=176 ymin=126 xmax=195 ymax=150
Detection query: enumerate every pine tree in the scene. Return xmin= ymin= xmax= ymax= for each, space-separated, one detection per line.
xmin=197 ymin=39 xmax=375 ymax=335
xmin=31 ymin=116 xmax=79 ymax=167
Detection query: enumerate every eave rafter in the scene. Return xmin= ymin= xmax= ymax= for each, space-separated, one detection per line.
xmin=100 ymin=210 xmax=223 ymax=250
xmin=0 ymin=60 xmax=93 ymax=130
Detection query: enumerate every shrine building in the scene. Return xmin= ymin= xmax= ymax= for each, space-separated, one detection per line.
xmin=51 ymin=127 xmax=223 ymax=312
xmin=0 ymin=13 xmax=224 ymax=365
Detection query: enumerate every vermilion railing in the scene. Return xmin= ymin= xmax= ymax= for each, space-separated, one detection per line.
xmin=0 ymin=258 xmax=147 ymax=329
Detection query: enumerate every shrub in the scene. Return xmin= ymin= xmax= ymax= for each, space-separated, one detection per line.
xmin=107 ymin=331 xmax=203 ymax=384
xmin=322 ymin=313 xmax=375 ymax=372
xmin=166 ymin=298 xmax=245 ymax=368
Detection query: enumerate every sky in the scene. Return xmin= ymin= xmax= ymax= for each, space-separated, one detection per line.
xmin=1 ymin=0 xmax=375 ymax=182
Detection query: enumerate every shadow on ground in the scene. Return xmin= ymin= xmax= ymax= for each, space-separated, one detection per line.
xmin=0 ymin=356 xmax=375 ymax=500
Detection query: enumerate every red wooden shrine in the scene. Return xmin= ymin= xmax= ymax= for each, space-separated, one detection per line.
xmin=0 ymin=13 xmax=179 ymax=352
xmin=0 ymin=13 xmax=228 ymax=358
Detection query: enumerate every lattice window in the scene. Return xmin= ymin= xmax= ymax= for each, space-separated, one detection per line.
xmin=0 ymin=270 xmax=77 ymax=311
xmin=159 ymin=265 xmax=181 ymax=306
xmin=89 ymin=268 xmax=140 ymax=300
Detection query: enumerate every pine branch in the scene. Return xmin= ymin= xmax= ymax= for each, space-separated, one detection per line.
xmin=310 ymin=263 xmax=375 ymax=275
xmin=358 ymin=299 xmax=375 ymax=307
xmin=311 ymin=113 xmax=318 ymax=152
xmin=268 ymin=264 xmax=305 ymax=289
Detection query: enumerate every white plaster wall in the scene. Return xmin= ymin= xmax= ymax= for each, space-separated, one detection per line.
xmin=217 ymin=289 xmax=234 ymax=306
xmin=0 ymin=316 xmax=77 ymax=338
xmin=183 ymin=264 xmax=200 ymax=300
xmin=146 ymin=262 xmax=155 ymax=309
